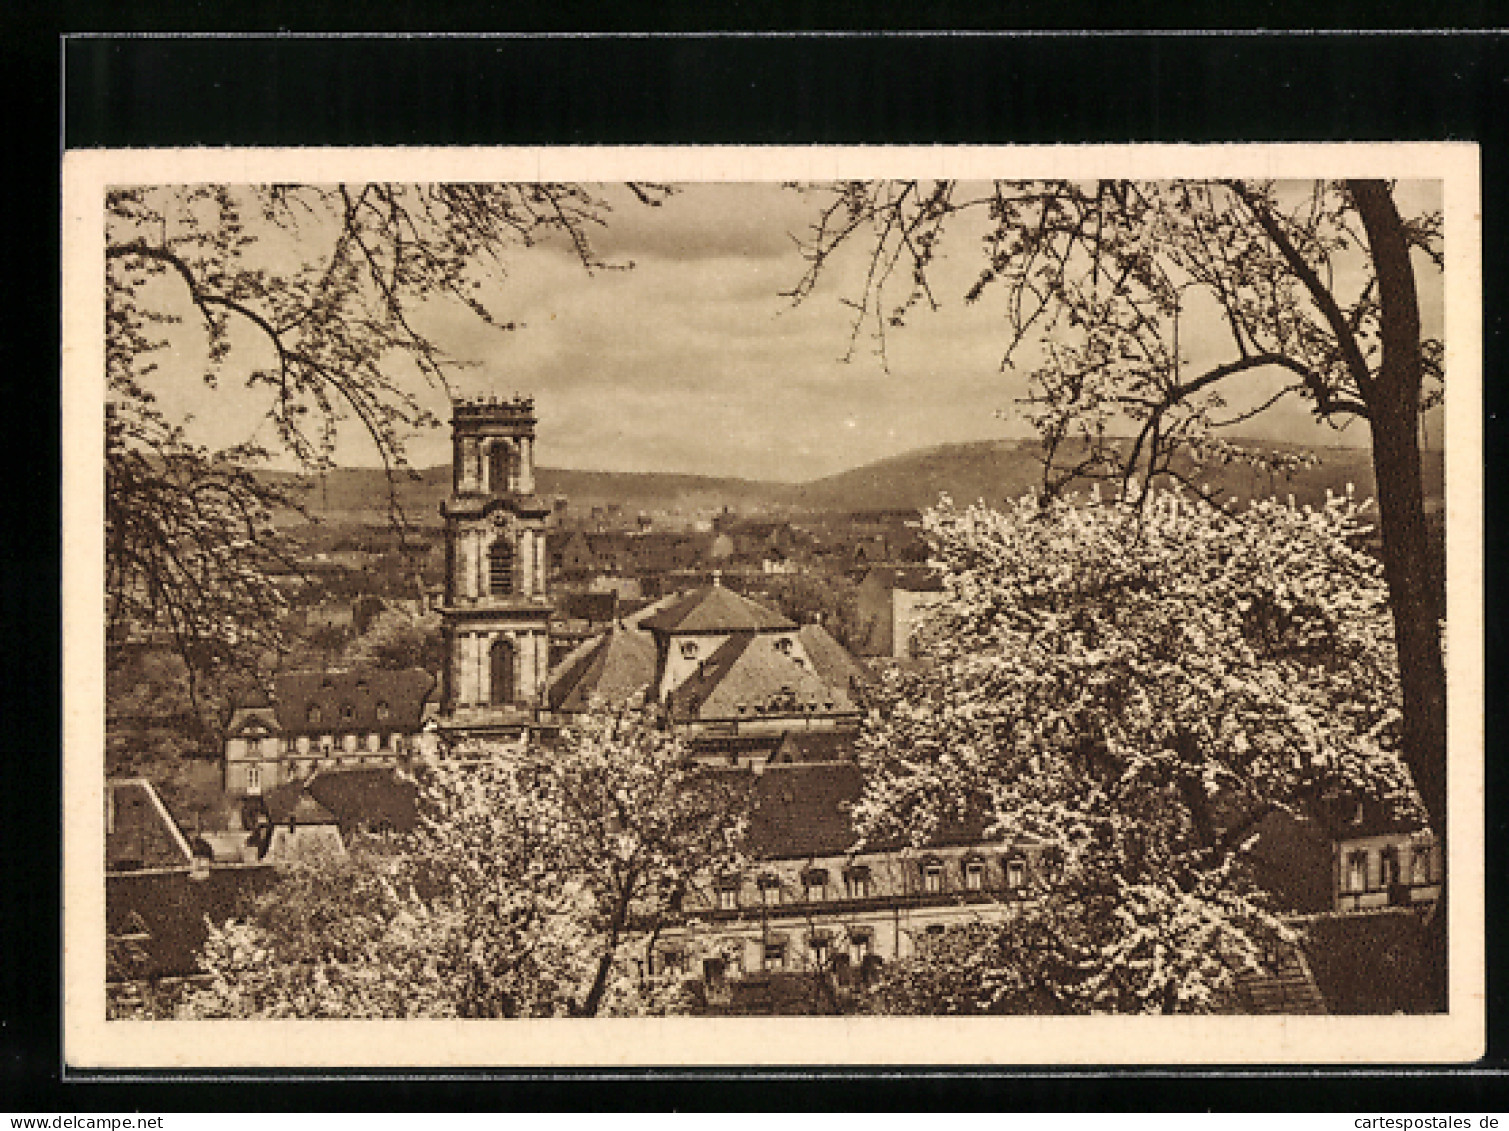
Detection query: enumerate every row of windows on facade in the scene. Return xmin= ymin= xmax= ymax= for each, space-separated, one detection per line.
xmin=713 ymin=854 xmax=1053 ymax=911
xmin=655 ymin=929 xmax=877 ymax=976
xmin=1343 ymin=845 xmax=1434 ymax=893
xmin=679 ymin=637 xmax=798 ymax=662
xmin=243 ymin=732 xmax=412 ymax=758
xmin=304 ymin=700 xmax=397 ymax=726
xmin=241 ymin=753 xmax=398 ymax=792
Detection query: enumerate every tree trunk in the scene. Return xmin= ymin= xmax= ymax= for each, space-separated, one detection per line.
xmin=1348 ymin=180 xmax=1448 ymax=843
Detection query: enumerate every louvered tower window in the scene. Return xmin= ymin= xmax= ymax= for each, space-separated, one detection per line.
xmin=489 ymin=539 xmax=515 ymax=596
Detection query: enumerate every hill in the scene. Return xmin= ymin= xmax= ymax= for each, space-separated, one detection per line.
xmin=265 ymin=465 xmax=793 ymax=527
xmin=267 ymin=437 xmax=1443 ymax=528
xmin=793 ymin=437 xmax=1444 ymax=514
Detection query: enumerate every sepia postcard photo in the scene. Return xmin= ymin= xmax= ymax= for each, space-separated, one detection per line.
xmin=61 ymin=145 xmax=1485 ymax=1068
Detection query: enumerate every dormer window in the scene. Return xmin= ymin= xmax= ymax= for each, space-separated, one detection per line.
xmin=376 ymin=701 xmax=391 ymax=722
xmin=680 ymin=640 xmax=699 ymax=661
xmin=758 ymin=873 xmax=781 ymax=905
xmin=802 ymin=868 xmax=828 ymax=903
xmin=964 ymin=859 xmax=986 ymax=891
xmin=844 ymin=865 xmax=872 ymax=900
xmin=341 ymin=703 xmax=356 ymax=722
xmin=922 ymin=859 xmax=945 ymax=894
xmin=775 ymin=637 xmax=794 ymax=655
xmin=1005 ymin=856 xmax=1027 ymax=891
xmin=307 ymin=705 xmax=323 ymax=726
xmin=1411 ymin=846 xmax=1432 ymax=885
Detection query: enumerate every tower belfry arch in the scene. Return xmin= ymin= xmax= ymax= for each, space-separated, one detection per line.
xmin=438 ymin=394 xmax=552 ymax=738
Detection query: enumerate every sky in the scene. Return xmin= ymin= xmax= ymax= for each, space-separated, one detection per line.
xmin=138 ymin=181 xmax=1445 ymax=484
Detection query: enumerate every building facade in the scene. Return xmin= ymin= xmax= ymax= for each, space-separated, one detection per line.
xmin=438 ymin=395 xmax=553 ymax=737
xmin=223 ymin=669 xmax=436 ymax=797
xmin=855 ymin=567 xmax=945 ymax=659
xmin=651 ymin=759 xmax=1047 ymax=983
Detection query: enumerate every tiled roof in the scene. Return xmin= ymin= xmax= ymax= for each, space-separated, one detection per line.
xmin=271 ymin=668 xmax=435 ymax=735
xmin=640 ymin=584 xmax=795 ymax=634
xmin=770 ymin=729 xmax=859 ymax=764
xmin=1235 ymin=808 xmax=1336 ymax=915
xmin=107 ymin=779 xmax=194 ymax=871
xmin=745 ymin=761 xmax=866 ymax=858
xmin=742 ymin=762 xmax=993 ymax=860
xmin=556 ymin=591 xmax=618 ymax=623
xmin=796 ymin=623 xmax=870 ymax=688
xmin=306 ymin=767 xmax=419 ymax=835
xmin=1301 ymin=907 xmax=1444 ymax=1014
xmin=864 ymin=566 xmax=945 ymax=593
xmin=261 ymin=782 xmax=340 ymax=827
xmin=546 ymin=624 xmax=656 ymax=712
xmin=107 ymin=865 xmax=279 ymax=981
xmin=668 ymin=632 xmax=856 ymax=723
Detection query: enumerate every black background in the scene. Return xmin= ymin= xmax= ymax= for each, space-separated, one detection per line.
xmin=8 ymin=5 xmax=1509 ymax=1111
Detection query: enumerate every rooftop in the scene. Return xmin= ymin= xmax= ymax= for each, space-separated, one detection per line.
xmin=107 ymin=779 xmax=195 ymax=872
xmin=640 ymin=582 xmax=796 ymax=635
xmin=668 ymin=631 xmax=857 ymax=724
xmin=258 ymin=668 xmax=436 ymax=736
xmin=546 ymin=624 xmax=656 ymax=713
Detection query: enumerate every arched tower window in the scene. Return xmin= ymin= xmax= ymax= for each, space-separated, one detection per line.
xmin=489 ymin=538 xmax=515 ymax=596
xmin=488 ymin=440 xmax=518 ymax=494
xmin=490 ymin=638 xmax=516 ymax=706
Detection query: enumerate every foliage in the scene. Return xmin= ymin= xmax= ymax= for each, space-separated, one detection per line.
xmin=175 ymin=706 xmax=745 ymax=1019
xmin=758 ymin=571 xmax=862 ymax=651
xmin=789 ymin=179 xmax=1447 ymax=837
xmin=340 ymin=604 xmax=445 ymax=674
xmin=107 ymin=183 xmax=665 ymax=725
xmin=788 ymin=179 xmax=1440 ymax=494
xmin=853 ymin=486 xmax=1420 ymax=1012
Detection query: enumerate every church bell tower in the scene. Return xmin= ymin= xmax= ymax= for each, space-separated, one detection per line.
xmin=438 ymin=394 xmax=552 ymax=737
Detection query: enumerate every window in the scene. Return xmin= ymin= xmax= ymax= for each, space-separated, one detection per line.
xmin=319 ymin=734 xmax=334 ymax=754
xmin=964 ymin=859 xmax=986 ymax=891
xmin=246 ymin=736 xmax=262 ymax=758
xmin=845 ymin=867 xmax=872 ymax=900
xmin=489 ymin=539 xmax=515 ymax=596
xmin=307 ymin=705 xmax=323 ymax=726
xmin=680 ymin=640 xmax=699 ymax=661
xmin=922 ymin=860 xmax=945 ymax=894
xmin=803 ymin=869 xmax=828 ymax=903
xmin=808 ymin=934 xmax=831 ymax=968
xmin=775 ymin=637 xmax=794 ymax=655
xmin=367 ymin=733 xmax=381 ymax=752
xmin=1005 ymin=856 xmax=1027 ymax=890
xmin=1380 ymin=847 xmax=1401 ymax=888
xmin=376 ymin=701 xmax=391 ymax=722
xmin=340 ymin=703 xmax=356 ymax=723
xmin=658 ymin=950 xmax=685 ymax=976
xmin=1347 ymin=850 xmax=1369 ymax=893
xmin=1043 ymin=848 xmax=1066 ymax=884
xmin=392 ymin=733 xmax=406 ymax=755
xmin=849 ymin=931 xmax=873 ymax=967
xmin=759 ymin=874 xmax=781 ymax=905
xmin=245 ymin=764 xmax=262 ymax=794
xmin=1411 ymin=847 xmax=1432 ymax=886
xmin=763 ymin=941 xmax=786 ymax=971
xmin=490 ymin=638 xmax=516 ymax=706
